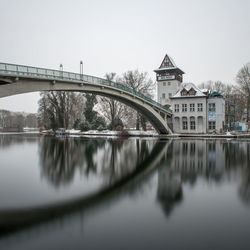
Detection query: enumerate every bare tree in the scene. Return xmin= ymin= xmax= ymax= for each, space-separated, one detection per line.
xmin=0 ymin=110 xmax=10 ymax=128
xmin=25 ymin=114 xmax=38 ymax=128
xmin=199 ymin=80 xmax=233 ymax=96
xmin=119 ymin=70 xmax=155 ymax=98
xmin=118 ymin=70 xmax=155 ymax=130
xmin=38 ymin=91 xmax=85 ymax=129
xmin=198 ymin=80 xmax=246 ymax=122
xmin=97 ymin=73 xmax=128 ymax=129
xmin=236 ymin=63 xmax=250 ymax=122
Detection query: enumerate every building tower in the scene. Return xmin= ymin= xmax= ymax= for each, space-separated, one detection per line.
xmin=154 ymin=54 xmax=184 ymax=106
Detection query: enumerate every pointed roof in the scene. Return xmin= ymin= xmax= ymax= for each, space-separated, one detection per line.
xmin=160 ymin=54 xmax=177 ymax=68
xmin=154 ymin=54 xmax=184 ymax=74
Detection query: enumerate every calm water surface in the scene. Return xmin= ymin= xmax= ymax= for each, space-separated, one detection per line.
xmin=0 ymin=134 xmax=250 ymax=249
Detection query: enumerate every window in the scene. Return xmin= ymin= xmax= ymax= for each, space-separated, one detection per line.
xmin=174 ymin=104 xmax=179 ymax=112
xmin=163 ymin=82 xmax=166 ymax=86
xmin=168 ymin=82 xmax=171 ymax=86
xmin=209 ymin=103 xmax=216 ymax=112
xmin=162 ymin=93 xmax=165 ymax=99
xmin=190 ymin=117 xmax=196 ymax=130
xmin=197 ymin=103 xmax=203 ymax=112
xmin=183 ymin=120 xmax=188 ymax=130
xmin=169 ymin=93 xmax=172 ymax=98
xmin=190 ymin=103 xmax=195 ymax=112
xmin=181 ymin=89 xmax=188 ymax=96
xmin=182 ymin=104 xmax=187 ymax=112
xmin=188 ymin=88 xmax=196 ymax=96
xmin=209 ymin=121 xmax=216 ymax=130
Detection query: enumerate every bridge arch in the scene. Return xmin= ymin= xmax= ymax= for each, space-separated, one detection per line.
xmin=0 ymin=63 xmax=172 ymax=134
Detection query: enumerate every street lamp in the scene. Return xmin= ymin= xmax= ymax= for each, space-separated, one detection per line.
xmin=59 ymin=64 xmax=63 ymax=78
xmin=80 ymin=60 xmax=83 ymax=80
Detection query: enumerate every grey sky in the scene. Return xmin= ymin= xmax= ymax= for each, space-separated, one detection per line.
xmin=0 ymin=0 xmax=249 ymax=113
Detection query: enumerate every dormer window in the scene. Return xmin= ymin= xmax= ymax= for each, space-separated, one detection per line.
xmin=188 ymin=88 xmax=196 ymax=96
xmin=181 ymin=89 xmax=188 ymax=96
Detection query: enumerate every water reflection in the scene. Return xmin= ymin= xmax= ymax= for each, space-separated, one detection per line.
xmin=39 ymin=136 xmax=156 ymax=187
xmin=157 ymin=139 xmax=250 ymax=216
xmin=0 ymin=136 xmax=167 ymax=235
xmin=1 ymin=135 xmax=250 ymax=243
xmin=0 ymin=134 xmax=37 ymax=149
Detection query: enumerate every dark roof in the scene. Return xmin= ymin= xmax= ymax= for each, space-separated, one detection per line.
xmin=210 ymin=91 xmax=223 ymax=97
xmin=154 ymin=54 xmax=184 ymax=75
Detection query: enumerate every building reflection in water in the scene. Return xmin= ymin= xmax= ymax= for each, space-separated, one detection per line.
xmin=157 ymin=139 xmax=250 ymax=216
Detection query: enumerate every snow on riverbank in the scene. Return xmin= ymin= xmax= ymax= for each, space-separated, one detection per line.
xmin=65 ymin=129 xmax=158 ymax=136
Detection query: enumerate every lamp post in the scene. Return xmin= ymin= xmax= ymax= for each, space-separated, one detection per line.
xmin=59 ymin=64 xmax=63 ymax=78
xmin=80 ymin=60 xmax=83 ymax=80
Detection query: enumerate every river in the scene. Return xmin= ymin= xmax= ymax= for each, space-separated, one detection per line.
xmin=0 ymin=134 xmax=250 ymax=249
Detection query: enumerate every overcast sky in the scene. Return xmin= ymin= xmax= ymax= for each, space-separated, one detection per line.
xmin=0 ymin=0 xmax=249 ymax=113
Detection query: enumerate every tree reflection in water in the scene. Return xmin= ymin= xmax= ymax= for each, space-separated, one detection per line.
xmin=39 ymin=136 xmax=156 ymax=188
xmin=0 ymin=134 xmax=37 ymax=149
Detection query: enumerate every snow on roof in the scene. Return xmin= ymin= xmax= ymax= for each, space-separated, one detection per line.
xmin=201 ymin=89 xmax=208 ymax=92
xmin=172 ymin=83 xmax=207 ymax=98
xmin=155 ymin=67 xmax=178 ymax=71
xmin=168 ymin=56 xmax=177 ymax=67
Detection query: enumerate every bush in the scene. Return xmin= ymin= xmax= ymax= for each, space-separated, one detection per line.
xmin=115 ymin=125 xmax=123 ymax=131
xmin=108 ymin=117 xmax=124 ymax=130
xmin=119 ymin=129 xmax=129 ymax=137
xmin=80 ymin=121 xmax=90 ymax=131
xmin=73 ymin=118 xmax=81 ymax=129
xmin=97 ymin=124 xmax=105 ymax=131
xmin=80 ymin=116 xmax=107 ymax=131
xmin=94 ymin=116 xmax=107 ymax=130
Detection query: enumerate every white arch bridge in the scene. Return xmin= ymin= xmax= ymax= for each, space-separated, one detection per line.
xmin=0 ymin=62 xmax=173 ymax=134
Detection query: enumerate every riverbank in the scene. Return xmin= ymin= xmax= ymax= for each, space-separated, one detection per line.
xmin=1 ymin=130 xmax=250 ymax=139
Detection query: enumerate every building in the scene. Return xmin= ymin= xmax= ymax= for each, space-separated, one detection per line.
xmin=170 ymin=83 xmax=208 ymax=133
xmin=207 ymin=92 xmax=225 ymax=132
xmin=155 ymin=54 xmax=225 ymax=133
xmin=154 ymin=54 xmax=184 ymax=106
xmin=225 ymin=100 xmax=236 ymax=130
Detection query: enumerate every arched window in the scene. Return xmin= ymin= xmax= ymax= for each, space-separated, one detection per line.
xmin=182 ymin=117 xmax=188 ymax=130
xmin=190 ymin=116 xmax=196 ymax=130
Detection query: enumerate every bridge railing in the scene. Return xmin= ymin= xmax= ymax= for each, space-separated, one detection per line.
xmin=0 ymin=62 xmax=172 ymax=114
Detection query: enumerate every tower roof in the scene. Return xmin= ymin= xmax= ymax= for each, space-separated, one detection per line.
xmin=154 ymin=54 xmax=184 ymax=74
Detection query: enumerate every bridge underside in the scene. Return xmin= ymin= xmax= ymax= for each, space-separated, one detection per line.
xmin=0 ymin=78 xmax=172 ymax=134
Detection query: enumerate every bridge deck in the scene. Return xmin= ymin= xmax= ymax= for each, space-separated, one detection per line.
xmin=0 ymin=62 xmax=172 ymax=115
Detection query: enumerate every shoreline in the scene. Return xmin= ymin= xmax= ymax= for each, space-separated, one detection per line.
xmin=1 ymin=131 xmax=250 ymax=139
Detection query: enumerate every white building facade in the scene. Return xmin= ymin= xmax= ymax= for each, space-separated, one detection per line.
xmin=155 ymin=54 xmax=225 ymax=134
xmin=170 ymin=83 xmax=208 ymax=133
xmin=207 ymin=93 xmax=225 ymax=132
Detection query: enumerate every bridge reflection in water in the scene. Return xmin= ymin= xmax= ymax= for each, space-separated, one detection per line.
xmin=0 ymin=136 xmax=171 ymax=235
xmin=0 ymin=136 xmax=250 ymax=240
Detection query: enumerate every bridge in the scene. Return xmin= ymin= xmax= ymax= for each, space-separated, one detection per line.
xmin=0 ymin=62 xmax=173 ymax=134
